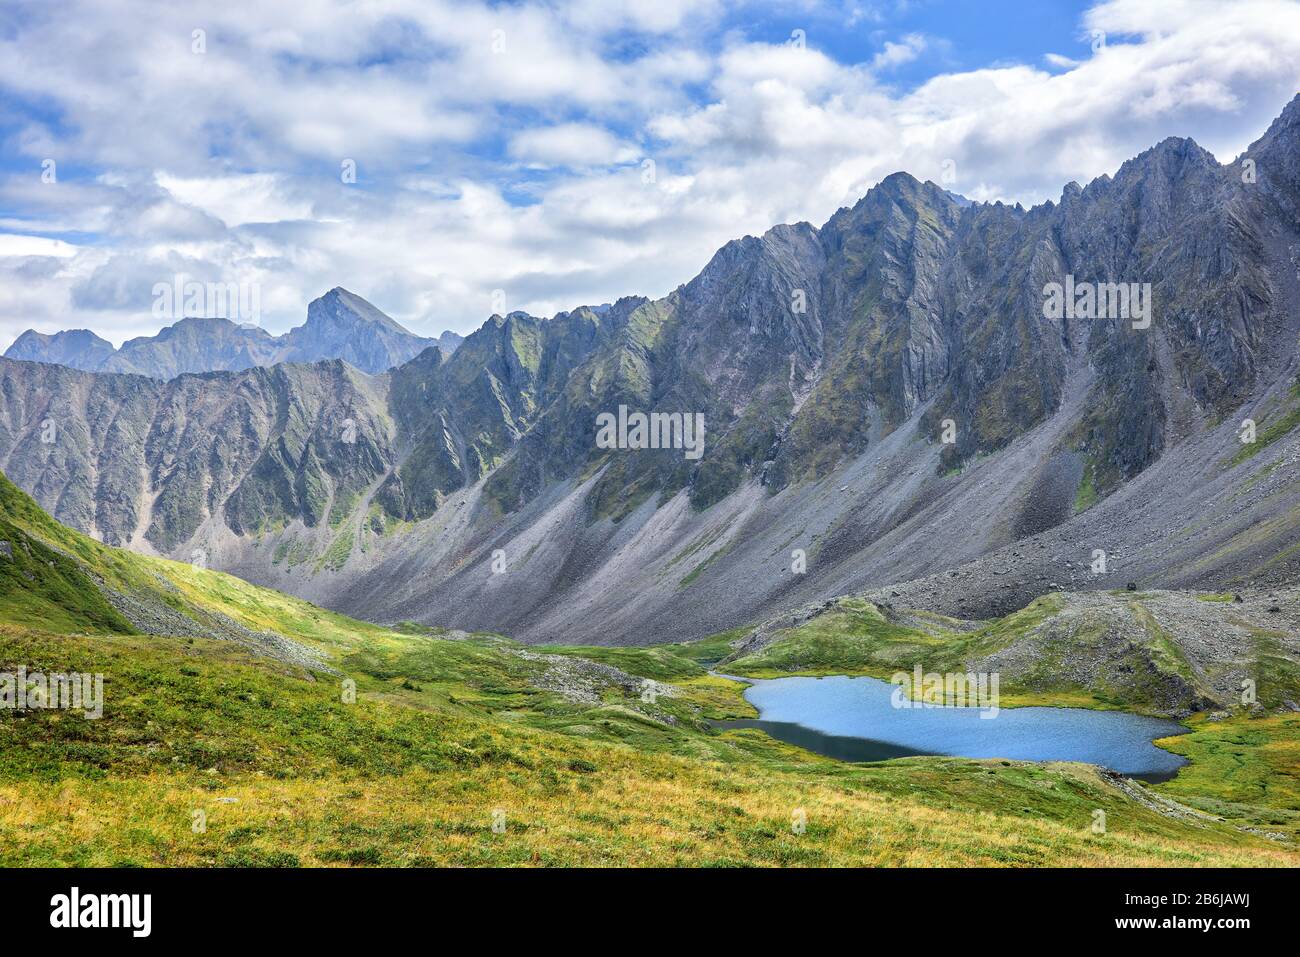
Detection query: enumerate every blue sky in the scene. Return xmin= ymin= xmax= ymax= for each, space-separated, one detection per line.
xmin=0 ymin=0 xmax=1297 ymax=345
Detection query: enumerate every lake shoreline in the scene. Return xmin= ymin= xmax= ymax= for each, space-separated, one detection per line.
xmin=710 ymin=672 xmax=1190 ymax=783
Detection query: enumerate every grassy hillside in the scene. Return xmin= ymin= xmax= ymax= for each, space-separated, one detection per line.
xmin=0 ymin=472 xmax=143 ymax=633
xmin=2 ymin=470 xmax=1297 ymax=865
xmin=0 ymin=469 xmax=415 ymax=659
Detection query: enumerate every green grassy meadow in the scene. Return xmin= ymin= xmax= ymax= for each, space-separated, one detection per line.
xmin=1 ymin=472 xmax=1297 ymax=866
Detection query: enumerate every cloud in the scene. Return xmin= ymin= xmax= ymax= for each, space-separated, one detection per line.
xmin=155 ymin=173 xmax=315 ymax=227
xmin=0 ymin=235 xmax=79 ymax=258
xmin=1043 ymin=53 xmax=1081 ymax=69
xmin=562 ymin=0 xmax=721 ymax=34
xmin=508 ymin=124 xmax=640 ymax=168
xmin=872 ymin=33 xmax=927 ymax=70
xmin=1 ymin=0 xmax=1298 ymax=351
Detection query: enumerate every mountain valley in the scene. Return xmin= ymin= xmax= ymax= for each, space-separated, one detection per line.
xmin=2 ymin=98 xmax=1299 ymax=646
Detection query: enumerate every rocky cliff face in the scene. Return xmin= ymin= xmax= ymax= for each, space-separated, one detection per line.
xmin=2 ymin=96 xmax=1299 ymax=644
xmin=3 ymin=287 xmax=460 ymax=378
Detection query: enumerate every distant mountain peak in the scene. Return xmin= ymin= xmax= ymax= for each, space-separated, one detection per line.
xmin=4 ymin=328 xmax=116 ymax=369
xmin=4 ymin=287 xmax=461 ymax=378
xmin=433 ymin=329 xmax=465 ymax=355
xmin=281 ymin=289 xmax=440 ymax=372
xmin=306 ymin=287 xmax=413 ymax=334
xmin=940 ymin=188 xmax=973 ymax=207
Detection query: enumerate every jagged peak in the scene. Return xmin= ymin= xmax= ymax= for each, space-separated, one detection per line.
xmin=412 ymin=343 xmax=446 ymax=366
xmin=1113 ymin=134 xmax=1218 ymax=185
xmin=305 ymin=286 xmax=411 ymax=334
xmin=1270 ymin=90 xmax=1300 ymax=126
xmin=9 ymin=327 xmax=107 ymax=346
xmin=763 ymin=220 xmax=817 ymax=239
xmin=611 ymin=294 xmax=649 ymax=312
xmin=875 ymin=169 xmax=922 ymax=192
xmin=1245 ymin=91 xmax=1300 ymax=157
xmin=838 ymin=170 xmax=964 ymax=223
xmin=477 ymin=310 xmax=539 ymax=337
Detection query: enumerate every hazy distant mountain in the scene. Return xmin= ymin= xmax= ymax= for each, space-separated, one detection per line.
xmin=5 ymin=328 xmax=116 ymax=369
xmin=275 ymin=287 xmax=443 ymax=373
xmin=101 ymin=317 xmax=281 ymax=379
xmin=3 ymin=287 xmax=461 ymax=378
xmin=2 ymin=95 xmax=1298 ymax=645
xmin=432 ymin=329 xmax=465 ymax=354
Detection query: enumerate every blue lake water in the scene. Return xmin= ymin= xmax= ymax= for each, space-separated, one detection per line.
xmin=715 ymin=674 xmax=1189 ymax=781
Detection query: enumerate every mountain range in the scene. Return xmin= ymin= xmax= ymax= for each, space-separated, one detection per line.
xmin=1 ymin=94 xmax=1298 ymax=646
xmin=4 ymin=286 xmax=463 ymax=378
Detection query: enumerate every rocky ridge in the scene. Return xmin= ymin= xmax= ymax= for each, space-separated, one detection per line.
xmin=1 ymin=97 xmax=1299 ymax=645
